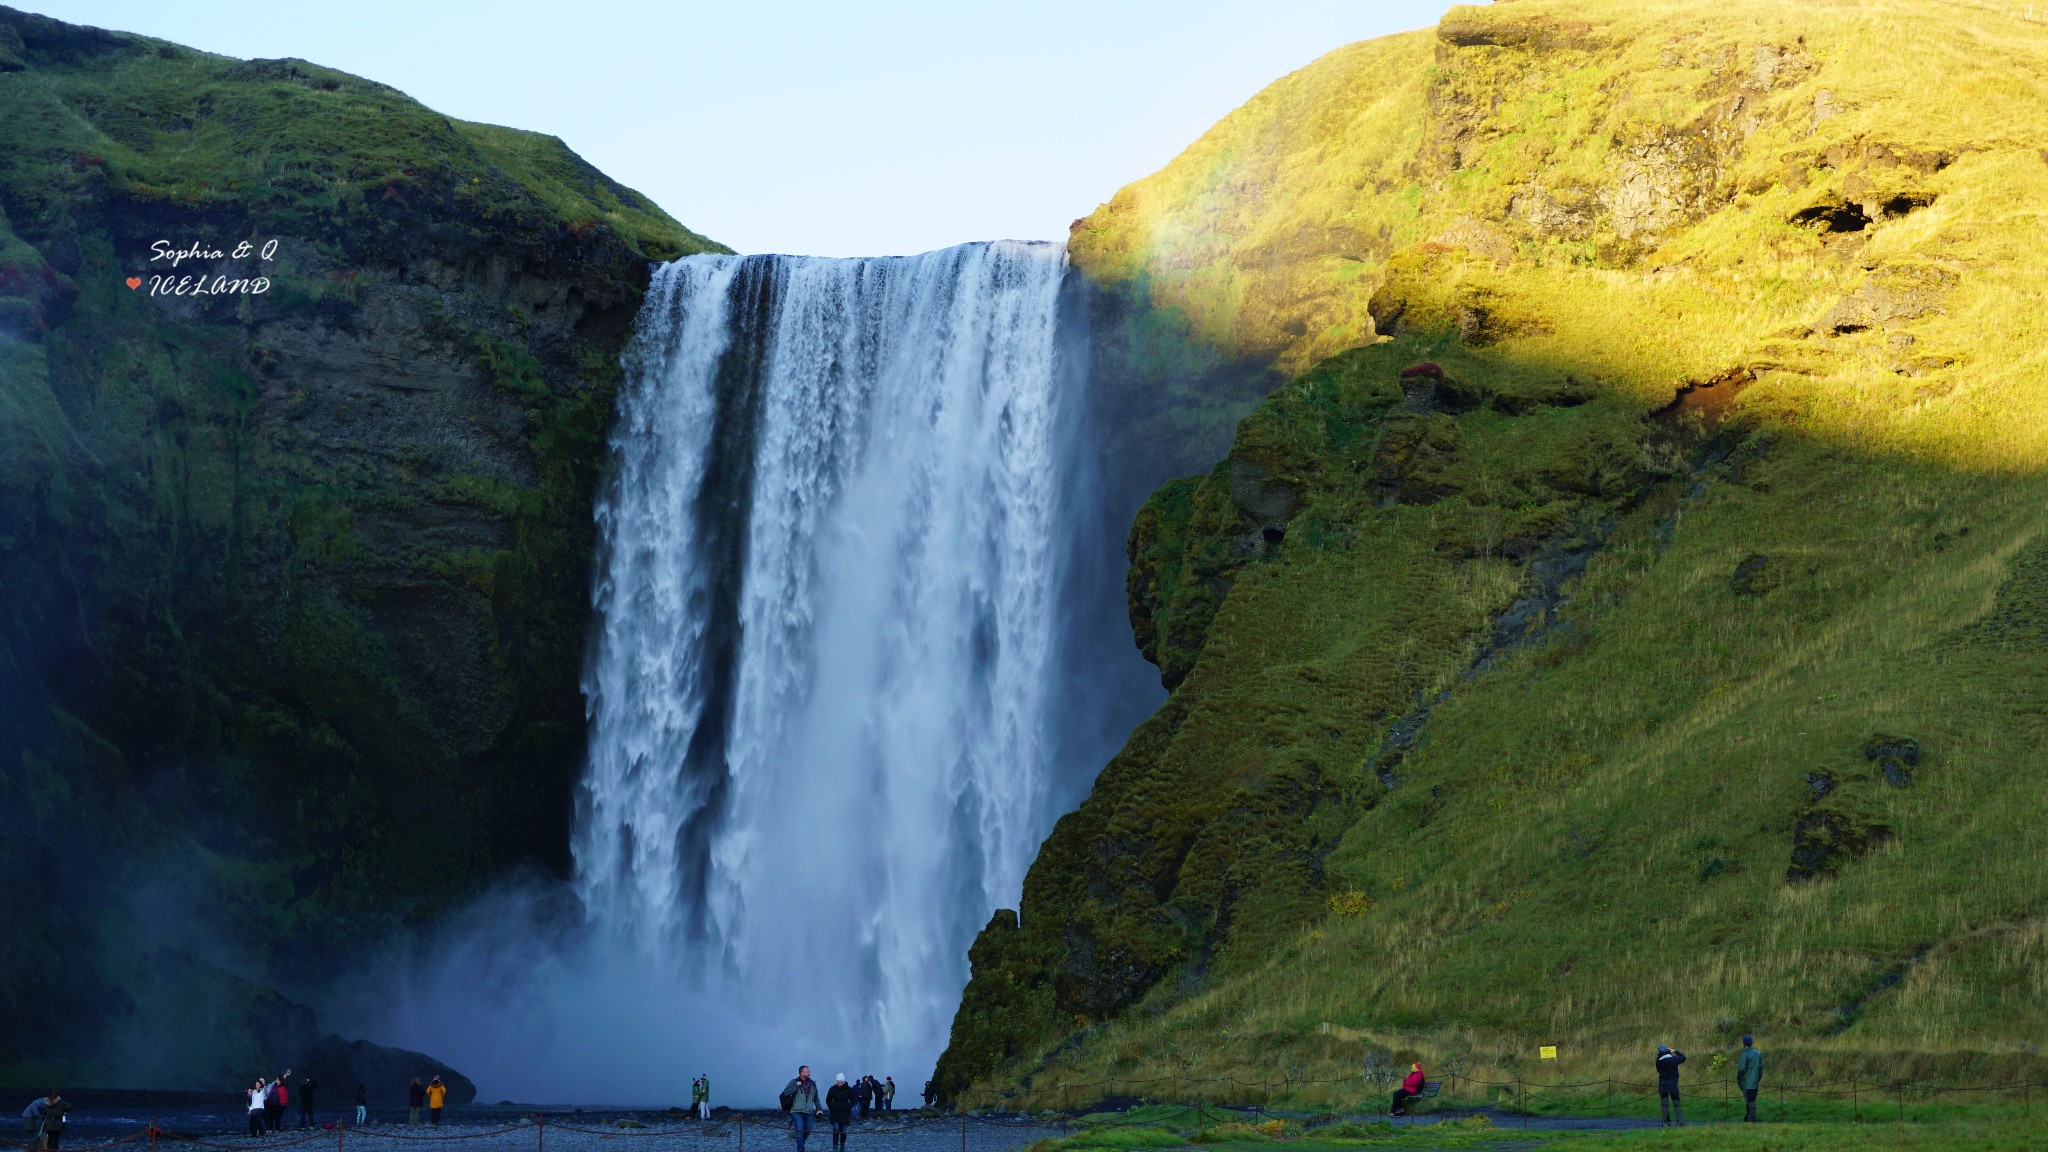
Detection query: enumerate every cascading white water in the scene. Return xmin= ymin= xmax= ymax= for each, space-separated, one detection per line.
xmin=577 ymin=241 xmax=1072 ymax=1079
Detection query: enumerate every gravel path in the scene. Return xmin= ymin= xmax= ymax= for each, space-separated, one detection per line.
xmin=37 ymin=1098 xmax=1701 ymax=1152
xmin=53 ymin=1110 xmax=1056 ymax=1152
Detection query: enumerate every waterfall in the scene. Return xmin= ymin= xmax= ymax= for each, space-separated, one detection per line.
xmin=576 ymin=241 xmax=1088 ymax=1079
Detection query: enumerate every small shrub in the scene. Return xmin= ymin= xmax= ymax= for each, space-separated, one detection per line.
xmin=1329 ymin=890 xmax=1375 ymax=916
xmin=1179 ymin=1123 xmax=1286 ymax=1139
xmin=1314 ymin=1120 xmax=1394 ymax=1140
xmin=1189 ymin=1122 xmax=1270 ymax=1143
xmin=1054 ymin=1127 xmax=1187 ymax=1151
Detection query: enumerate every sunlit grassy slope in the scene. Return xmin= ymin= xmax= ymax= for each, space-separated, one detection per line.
xmin=940 ymin=0 xmax=2048 ymax=1107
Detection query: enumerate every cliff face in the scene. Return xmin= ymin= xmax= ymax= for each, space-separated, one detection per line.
xmin=0 ymin=6 xmax=722 ymax=1084
xmin=941 ymin=0 xmax=2048 ymax=1101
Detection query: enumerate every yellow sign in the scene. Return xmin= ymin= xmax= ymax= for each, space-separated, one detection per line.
xmin=1539 ymin=1046 xmax=1558 ymax=1060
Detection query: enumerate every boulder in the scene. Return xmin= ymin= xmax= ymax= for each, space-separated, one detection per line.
xmin=295 ymin=1035 xmax=477 ymax=1107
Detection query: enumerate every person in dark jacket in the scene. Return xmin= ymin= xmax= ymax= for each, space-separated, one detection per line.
xmin=298 ymin=1077 xmax=316 ymax=1128
xmin=407 ymin=1079 xmax=425 ymax=1125
xmin=1736 ymin=1035 xmax=1765 ymax=1122
xmin=31 ymin=1092 xmax=68 ymax=1150
xmin=354 ymin=1085 xmax=367 ymax=1126
xmin=922 ymin=1081 xmax=935 ymax=1110
xmin=780 ymin=1067 xmax=821 ymax=1152
xmin=1655 ymin=1046 xmax=1686 ymax=1126
xmin=264 ymin=1077 xmax=283 ymax=1133
xmin=825 ymin=1075 xmax=855 ymax=1151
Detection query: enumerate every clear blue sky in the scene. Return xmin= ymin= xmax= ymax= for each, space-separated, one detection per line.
xmin=23 ymin=1 xmax=1456 ymax=256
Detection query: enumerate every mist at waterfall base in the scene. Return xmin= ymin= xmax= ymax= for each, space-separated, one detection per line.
xmin=338 ymin=242 xmax=1162 ymax=1104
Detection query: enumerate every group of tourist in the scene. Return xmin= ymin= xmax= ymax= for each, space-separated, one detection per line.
xmin=1386 ymin=1035 xmax=1768 ymax=1127
xmin=235 ymin=1073 xmax=446 ymax=1134
xmin=1654 ymin=1037 xmax=1767 ymax=1126
xmin=242 ymin=1071 xmax=319 ymax=1134
xmin=777 ymin=1067 xmax=901 ymax=1152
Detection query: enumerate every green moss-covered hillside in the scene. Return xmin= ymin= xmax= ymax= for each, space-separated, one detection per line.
xmin=0 ymin=5 xmax=722 ymax=1085
xmin=940 ymin=0 xmax=2048 ymax=1104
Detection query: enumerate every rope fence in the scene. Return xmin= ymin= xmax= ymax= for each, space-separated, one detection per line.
xmin=15 ymin=1074 xmax=2040 ymax=1152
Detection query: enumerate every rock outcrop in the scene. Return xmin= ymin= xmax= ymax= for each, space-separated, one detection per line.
xmin=297 ymin=1035 xmax=478 ymax=1108
xmin=0 ymin=5 xmax=721 ymax=1084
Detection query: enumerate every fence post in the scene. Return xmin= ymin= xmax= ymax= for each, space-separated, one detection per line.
xmin=737 ymin=1111 xmax=742 ymax=1152
xmin=1518 ymin=1080 xmax=1525 ymax=1129
xmin=1853 ymin=1079 xmax=1859 ymax=1123
xmin=1897 ymin=1083 xmax=1903 ymax=1123
xmin=961 ymin=1112 xmax=967 ymax=1152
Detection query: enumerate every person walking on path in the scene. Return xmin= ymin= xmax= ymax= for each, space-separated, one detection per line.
xmin=29 ymin=1092 xmax=68 ymax=1150
xmin=297 ymin=1076 xmax=317 ymax=1128
xmin=1392 ymin=1063 xmax=1425 ymax=1116
xmin=246 ymin=1081 xmax=267 ymax=1138
xmin=1656 ymin=1045 xmax=1687 ymax=1126
xmin=882 ymin=1078 xmax=895 ymax=1113
xmin=354 ymin=1085 xmax=368 ymax=1126
xmin=780 ymin=1067 xmax=821 ymax=1152
xmin=425 ymin=1077 xmax=447 ymax=1126
xmin=825 ymin=1075 xmax=855 ymax=1152
xmin=1736 ymin=1035 xmax=1765 ymax=1122
xmin=407 ymin=1079 xmax=424 ymax=1125
xmin=922 ymin=1081 xmax=935 ymax=1110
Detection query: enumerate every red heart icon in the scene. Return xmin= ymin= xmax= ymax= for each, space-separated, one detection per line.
xmin=125 ymin=277 xmax=141 ymax=290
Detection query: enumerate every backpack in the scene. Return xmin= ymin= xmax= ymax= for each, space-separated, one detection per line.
xmin=778 ymin=1088 xmax=795 ymax=1113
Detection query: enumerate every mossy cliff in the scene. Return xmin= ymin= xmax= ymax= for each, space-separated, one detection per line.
xmin=941 ymin=0 xmax=2048 ymax=1102
xmin=0 ymin=6 xmax=722 ymax=1084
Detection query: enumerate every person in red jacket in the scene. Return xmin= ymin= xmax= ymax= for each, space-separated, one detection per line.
xmin=1391 ymin=1063 xmax=1425 ymax=1116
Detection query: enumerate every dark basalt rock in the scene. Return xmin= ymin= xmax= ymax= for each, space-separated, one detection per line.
xmin=296 ymin=1035 xmax=478 ymax=1108
xmin=1864 ymin=734 xmax=1921 ymax=787
xmin=1787 ymin=801 xmax=1892 ymax=883
xmin=1731 ymin=553 xmax=1778 ymax=596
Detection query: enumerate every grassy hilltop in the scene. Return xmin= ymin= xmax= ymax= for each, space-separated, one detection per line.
xmin=940 ymin=0 xmax=2048 ymax=1105
xmin=0 ymin=6 xmax=720 ymax=1084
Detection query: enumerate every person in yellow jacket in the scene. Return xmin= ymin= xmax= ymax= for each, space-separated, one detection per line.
xmin=425 ymin=1077 xmax=448 ymax=1126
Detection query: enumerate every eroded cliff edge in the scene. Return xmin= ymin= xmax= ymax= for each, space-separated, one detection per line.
xmin=0 ymin=6 xmax=722 ymax=1082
